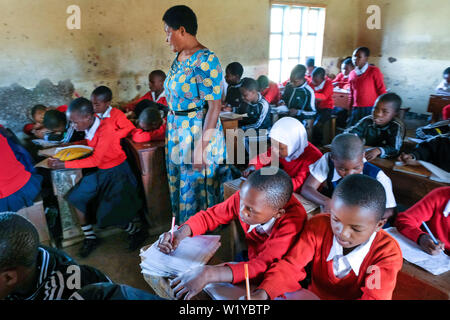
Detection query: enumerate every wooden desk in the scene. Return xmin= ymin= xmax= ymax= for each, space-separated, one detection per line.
xmin=122 ymin=138 xmax=172 ymax=234
xmin=427 ymin=94 xmax=450 ymax=123
xmin=332 ymin=91 xmax=350 ymax=110
xmin=220 ymin=113 xmax=244 ymax=165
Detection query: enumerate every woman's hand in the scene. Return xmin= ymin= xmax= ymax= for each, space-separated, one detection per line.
xmin=47 ymin=158 xmax=65 ymax=169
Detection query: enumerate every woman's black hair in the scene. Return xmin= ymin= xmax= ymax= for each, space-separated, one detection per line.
xmin=163 ymin=5 xmax=198 ymax=36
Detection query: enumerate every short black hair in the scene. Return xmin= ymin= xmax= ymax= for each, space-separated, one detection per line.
xmin=312 ymin=67 xmax=326 ymax=79
xmin=91 ymin=86 xmax=113 ymax=102
xmin=226 ymin=62 xmax=244 ymax=78
xmin=68 ymin=97 xmax=94 ymax=116
xmin=0 ymin=212 xmax=40 ymax=272
xmin=43 ymin=109 xmax=67 ymax=130
xmin=246 ymin=168 xmax=293 ymax=209
xmin=134 ymin=99 xmax=160 ymax=118
xmin=139 ymin=107 xmax=162 ymax=127
xmin=342 ymin=58 xmax=354 ymax=66
xmin=306 ymin=58 xmax=315 ymax=67
xmin=240 ymin=77 xmax=258 ymax=92
xmin=162 ymin=5 xmax=198 ymax=36
xmin=149 ymin=70 xmax=166 ymax=81
xmin=257 ymin=75 xmax=270 ymax=90
xmin=31 ymin=104 xmax=47 ymax=117
xmin=355 ymin=46 xmax=370 ymax=57
xmin=290 ymin=64 xmax=306 ymax=81
xmin=333 ymin=174 xmax=386 ymax=221
xmin=443 ymin=67 xmax=450 ymax=76
xmin=375 ymin=92 xmax=402 ymax=113
xmin=331 ymin=133 xmax=364 ymax=161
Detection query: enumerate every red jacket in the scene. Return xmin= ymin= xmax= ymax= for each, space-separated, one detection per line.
xmin=0 ymin=135 xmax=31 ymax=198
xmin=130 ymin=121 xmax=167 ymax=143
xmin=261 ymin=82 xmax=281 ymax=105
xmin=23 ymin=105 xmax=68 ymax=136
xmin=65 ymin=120 xmax=127 ymax=170
xmin=395 ymin=187 xmax=450 ymax=252
xmin=125 ymin=91 xmax=168 ymax=112
xmin=185 ymin=192 xmax=307 ymax=284
xmin=443 ymin=104 xmax=450 ymax=120
xmin=259 ymin=214 xmax=403 ymax=300
xmin=250 ymin=143 xmax=322 ymax=192
xmin=312 ymin=79 xmax=334 ymax=109
xmin=348 ymin=65 xmax=386 ymax=108
xmin=332 ymin=73 xmax=350 ymax=90
xmin=99 ymin=107 xmax=135 ymax=139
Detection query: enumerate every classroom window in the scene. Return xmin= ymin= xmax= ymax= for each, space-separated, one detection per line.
xmin=268 ymin=4 xmax=326 ymax=83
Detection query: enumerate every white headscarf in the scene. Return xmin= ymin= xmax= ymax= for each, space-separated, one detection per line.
xmin=269 ymin=117 xmax=308 ymax=162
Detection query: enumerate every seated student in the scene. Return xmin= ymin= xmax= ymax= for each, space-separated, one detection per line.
xmin=397 ymin=135 xmax=450 ymax=172
xmin=279 ymin=64 xmax=316 ymax=124
xmin=301 ymin=133 xmax=397 ymax=222
xmin=348 ymin=47 xmax=387 ymax=126
xmin=48 ymin=98 xmax=145 ymax=258
xmin=249 ymin=174 xmax=403 ymax=300
xmin=415 ymin=119 xmax=449 ymax=140
xmin=223 ymin=62 xmax=244 ymax=112
xmin=91 ymin=86 xmax=135 ymax=138
xmin=310 ymin=67 xmax=335 ymax=146
xmin=42 ymin=109 xmax=85 ymax=143
xmin=130 ymin=107 xmax=166 ymax=143
xmin=23 ymin=105 xmax=68 ymax=138
xmin=305 ymin=58 xmax=316 ymax=83
xmin=157 ymin=169 xmax=307 ymax=300
xmin=0 ymin=212 xmax=111 ymax=300
xmin=0 ymin=135 xmax=42 ymax=212
xmin=345 ymin=93 xmax=405 ymax=160
xmin=332 ymin=57 xmax=354 ymax=90
xmin=435 ymin=67 xmax=450 ymax=96
xmin=0 ymin=125 xmax=35 ymax=174
xmin=132 ymin=99 xmax=168 ymax=120
xmin=395 ymin=187 xmax=449 ymax=256
xmin=257 ymin=75 xmax=281 ymax=105
xmin=243 ymin=117 xmax=322 ymax=193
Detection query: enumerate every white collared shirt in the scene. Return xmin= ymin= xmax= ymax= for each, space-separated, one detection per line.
xmin=247 ymin=217 xmax=276 ymax=236
xmin=327 ymin=231 xmax=377 ymax=278
xmin=314 ymin=79 xmax=326 ymax=91
xmin=84 ymin=117 xmax=101 ymax=141
xmin=354 ymin=63 xmax=369 ymax=76
xmin=97 ymin=106 xmax=112 ymax=119
xmin=152 ymin=90 xmax=166 ymax=103
xmin=444 ymin=200 xmax=450 ymax=218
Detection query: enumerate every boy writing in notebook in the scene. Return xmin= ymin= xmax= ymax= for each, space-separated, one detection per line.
xmin=157 ymin=169 xmax=307 ymax=300
xmin=301 ymin=133 xmax=397 ymax=223
xmin=248 ymin=174 xmax=403 ymax=300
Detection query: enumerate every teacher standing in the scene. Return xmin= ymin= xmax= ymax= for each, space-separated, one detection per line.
xmin=162 ymin=5 xmax=227 ymax=224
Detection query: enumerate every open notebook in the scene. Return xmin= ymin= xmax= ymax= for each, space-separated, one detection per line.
xmin=140 ymin=235 xmax=221 ymax=277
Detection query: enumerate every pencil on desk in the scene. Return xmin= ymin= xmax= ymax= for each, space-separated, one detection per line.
xmin=422 ymin=221 xmax=439 ymax=245
xmin=170 ymin=216 xmax=175 ymax=244
xmin=244 ymin=263 xmax=251 ymax=300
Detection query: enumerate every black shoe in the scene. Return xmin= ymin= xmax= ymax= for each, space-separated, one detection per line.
xmin=128 ymin=229 xmax=149 ymax=251
xmin=78 ymin=238 xmax=100 ymax=258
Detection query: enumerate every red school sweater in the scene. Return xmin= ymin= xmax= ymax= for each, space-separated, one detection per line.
xmin=64 ymin=121 xmax=127 ymax=170
xmin=250 ymin=143 xmax=322 ymax=193
xmin=348 ymin=65 xmax=386 ymax=108
xmin=184 ymin=192 xmax=307 ymax=284
xmin=130 ymin=120 xmax=167 ymax=143
xmin=332 ymin=72 xmax=350 ymax=90
xmin=259 ymin=214 xmax=403 ymax=300
xmin=100 ymin=107 xmax=136 ymax=139
xmin=261 ymin=82 xmax=281 ymax=105
xmin=395 ymin=186 xmax=450 ymax=252
xmin=312 ymin=79 xmax=334 ymax=110
xmin=0 ymin=135 xmax=31 ymax=198
xmin=125 ymin=91 xmax=168 ymax=112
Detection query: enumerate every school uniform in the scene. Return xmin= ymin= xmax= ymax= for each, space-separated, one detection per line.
xmin=0 ymin=134 xmax=42 ymax=212
xmin=311 ymin=79 xmax=334 ymax=145
xmin=43 ymin=122 xmax=85 ymax=144
xmin=345 ymin=115 xmax=406 ymax=158
xmin=126 ymin=90 xmax=168 ymax=112
xmin=281 ymin=81 xmax=316 ymax=122
xmin=225 ymin=81 xmax=243 ymax=111
xmin=130 ymin=120 xmax=167 ymax=143
xmin=415 ymin=119 xmax=450 ymax=140
xmin=184 ymin=191 xmax=307 ymax=284
xmin=23 ymin=105 xmax=68 ymax=136
xmin=261 ymin=81 xmax=281 ymax=105
xmin=348 ymin=63 xmax=386 ymax=126
xmin=0 ymin=127 xmax=35 ymax=174
xmin=309 ymin=152 xmax=397 ymax=209
xmin=258 ymin=214 xmax=403 ymax=300
xmin=408 ymin=135 xmax=450 ymax=172
xmin=443 ymin=104 xmax=450 ymax=120
xmin=65 ymin=117 xmax=142 ymax=228
xmin=436 ymin=79 xmax=450 ymax=96
xmin=237 ymin=93 xmax=272 ymax=133
xmin=332 ymin=72 xmax=350 ymax=90
xmin=96 ymin=106 xmax=136 ymax=139
xmin=5 ymin=246 xmax=111 ymax=300
xmin=395 ymin=187 xmax=450 ymax=253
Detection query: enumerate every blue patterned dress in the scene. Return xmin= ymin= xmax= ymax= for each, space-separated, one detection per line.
xmin=164 ymin=48 xmax=227 ymax=223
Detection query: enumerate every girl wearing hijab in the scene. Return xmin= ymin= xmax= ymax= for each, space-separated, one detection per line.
xmin=242 ymin=117 xmax=322 ymax=192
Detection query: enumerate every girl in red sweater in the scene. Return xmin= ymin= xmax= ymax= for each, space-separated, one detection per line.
xmin=157 ymin=169 xmax=307 ymax=300
xmin=242 ymin=117 xmax=322 ymax=192
xmin=250 ymin=174 xmax=403 ymax=300
xmin=130 ymin=107 xmax=167 ymax=143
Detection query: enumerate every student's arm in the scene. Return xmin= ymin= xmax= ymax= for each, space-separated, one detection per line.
xmin=300 ymin=174 xmax=330 ymax=209
xmin=374 ymin=68 xmax=387 ymax=96
xmin=115 ymin=111 xmax=136 ymax=138
xmin=410 ymin=137 xmax=441 ymax=163
xmin=314 ymin=81 xmax=333 ymax=101
xmin=344 ymin=117 xmax=367 ymax=137
xmin=64 ymin=130 xmax=110 ymax=169
xmin=131 ymin=123 xmax=166 ymax=143
xmin=44 ymin=131 xmax=64 ymax=142
xmin=378 ymin=121 xmax=405 ymax=158
xmin=290 ymin=151 xmax=322 ymax=192
xmin=244 ymin=150 xmax=272 ymax=177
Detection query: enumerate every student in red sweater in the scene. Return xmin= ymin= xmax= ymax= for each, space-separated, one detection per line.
xmin=157 ymin=169 xmax=307 ymax=300
xmin=242 ymin=117 xmax=322 ymax=193
xmin=257 ymin=75 xmax=281 ymax=105
xmin=395 ymin=187 xmax=449 ymax=255
xmin=332 ymin=57 xmax=354 ymax=90
xmin=130 ymin=107 xmax=166 ymax=143
xmin=249 ymin=174 xmax=403 ymax=300
xmin=48 ymin=98 xmax=145 ymax=258
xmin=91 ymin=86 xmax=136 ymax=138
xmin=23 ymin=104 xmax=68 ymax=138
xmin=348 ymin=47 xmax=386 ymax=126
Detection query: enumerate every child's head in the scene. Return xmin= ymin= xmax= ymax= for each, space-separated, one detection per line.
xmin=330 ymin=133 xmax=365 ymax=178
xmin=31 ymin=105 xmax=48 ymax=124
xmin=290 ymin=64 xmax=307 ymax=87
xmin=68 ymin=97 xmax=96 ymax=131
xmin=443 ymin=67 xmax=450 ymax=84
xmin=148 ymin=70 xmax=166 ymax=93
xmin=311 ymin=67 xmax=326 ymax=86
xmin=352 ymin=47 xmax=370 ymax=68
xmin=0 ymin=212 xmax=40 ymax=299
xmin=240 ymin=77 xmax=259 ymax=103
xmin=330 ymin=174 xmax=386 ymax=249
xmin=269 ymin=117 xmax=308 ymax=160
xmin=225 ymin=62 xmax=244 ymax=85
xmin=138 ymin=107 xmax=163 ymax=132
xmin=91 ymin=86 xmax=113 ymax=114
xmin=134 ymin=99 xmax=160 ymax=119
xmin=257 ymin=75 xmax=270 ymax=92
xmin=240 ymin=169 xmax=293 ymax=226
xmin=372 ymin=93 xmax=402 ymax=127
xmin=43 ymin=110 xmax=67 ymax=133
xmin=341 ymin=58 xmax=354 ymax=76
xmin=306 ymin=58 xmax=315 ymax=73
